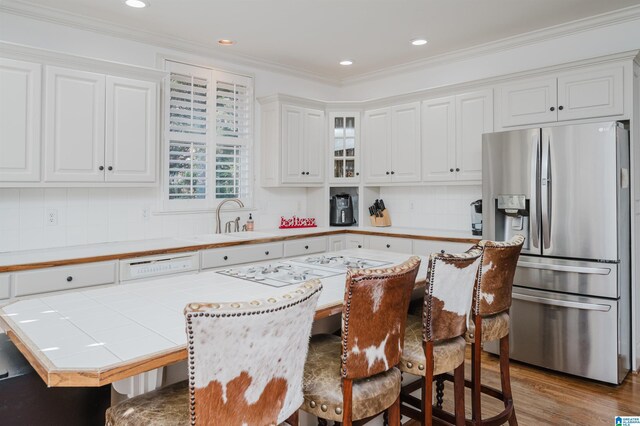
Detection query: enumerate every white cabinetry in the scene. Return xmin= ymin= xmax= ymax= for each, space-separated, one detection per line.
xmin=201 ymin=242 xmax=284 ymax=269
xmin=363 ymin=102 xmax=420 ymax=184
xmin=13 ymin=261 xmax=117 ymax=297
xmin=260 ymin=96 xmax=325 ymax=186
xmin=364 ymin=235 xmax=413 ymax=254
xmin=44 ymin=67 xmax=157 ymax=183
xmin=498 ymin=64 xmax=624 ymax=128
xmin=329 ymin=112 xmax=360 ymax=183
xmin=422 ymin=89 xmax=492 ymax=182
xmin=283 ymin=237 xmax=327 ymax=257
xmin=0 ymin=274 xmax=10 ymax=300
xmin=412 ymin=239 xmax=474 ymax=257
xmin=0 ymin=59 xmax=41 ymax=182
xmin=328 ymin=235 xmax=345 ymax=251
xmin=345 ymin=234 xmax=364 ymax=249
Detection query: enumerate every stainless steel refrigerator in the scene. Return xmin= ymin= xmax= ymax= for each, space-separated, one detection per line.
xmin=482 ymin=121 xmax=631 ymax=384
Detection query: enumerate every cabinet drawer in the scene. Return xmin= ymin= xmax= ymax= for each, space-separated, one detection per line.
xmin=0 ymin=275 xmax=10 ymax=300
xmin=13 ymin=262 xmax=117 ymax=297
xmin=413 ymin=240 xmax=475 ymax=256
xmin=284 ymin=237 xmax=327 ymax=257
xmin=201 ymin=242 xmax=283 ymax=270
xmin=365 ymin=235 xmax=413 ymax=254
xmin=345 ymin=235 xmax=364 ymax=249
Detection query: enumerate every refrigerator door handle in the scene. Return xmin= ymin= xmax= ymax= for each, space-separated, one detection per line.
xmin=513 ymin=293 xmax=611 ymax=312
xmin=541 ymin=131 xmax=551 ymax=249
xmin=517 ymin=261 xmax=611 ymax=275
xmin=530 ymin=131 xmax=540 ymax=251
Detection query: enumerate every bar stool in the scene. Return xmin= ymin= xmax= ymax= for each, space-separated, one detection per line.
xmin=105 ymin=280 xmax=323 ymax=426
xmin=466 ymin=235 xmax=524 ymax=426
xmin=301 ymin=256 xmax=421 ymax=426
xmin=398 ymin=247 xmax=484 ymax=426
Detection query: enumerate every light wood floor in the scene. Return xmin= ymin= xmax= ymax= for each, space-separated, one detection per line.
xmin=407 ymin=347 xmax=639 ymax=425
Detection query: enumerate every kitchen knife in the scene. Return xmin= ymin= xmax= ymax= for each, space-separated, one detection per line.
xmin=379 ymin=199 xmax=386 ymax=211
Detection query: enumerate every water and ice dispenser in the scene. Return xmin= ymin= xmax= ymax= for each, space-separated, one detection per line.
xmin=495 ymin=195 xmax=529 ymax=251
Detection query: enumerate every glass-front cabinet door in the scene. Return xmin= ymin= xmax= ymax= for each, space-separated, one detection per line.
xmin=329 ymin=112 xmax=360 ymax=183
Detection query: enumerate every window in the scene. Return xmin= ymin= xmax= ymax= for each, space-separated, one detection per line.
xmin=164 ymin=61 xmax=253 ymax=210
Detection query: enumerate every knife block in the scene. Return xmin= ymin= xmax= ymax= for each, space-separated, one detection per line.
xmin=369 ymin=209 xmax=392 ymax=227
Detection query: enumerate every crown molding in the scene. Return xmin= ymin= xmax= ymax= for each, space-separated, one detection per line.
xmin=0 ymin=0 xmax=340 ymax=86
xmin=340 ymin=4 xmax=640 ymax=86
xmin=1 ymin=0 xmax=639 ymax=87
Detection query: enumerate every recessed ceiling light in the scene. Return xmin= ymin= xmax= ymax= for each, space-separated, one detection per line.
xmin=339 ymin=60 xmax=353 ymax=66
xmin=411 ymin=38 xmax=428 ymax=46
xmin=125 ymin=0 xmax=148 ymax=8
xmin=218 ymin=39 xmax=236 ymax=46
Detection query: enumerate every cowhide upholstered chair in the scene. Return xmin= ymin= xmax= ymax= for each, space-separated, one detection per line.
xmin=301 ymin=256 xmax=421 ymax=426
xmin=399 ymin=247 xmax=483 ymax=426
xmin=466 ymin=235 xmax=524 ymax=426
xmin=105 ymin=280 xmax=323 ymax=426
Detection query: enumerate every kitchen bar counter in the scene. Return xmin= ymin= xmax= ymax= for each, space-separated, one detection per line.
xmin=0 ymin=249 xmax=427 ymax=387
xmin=0 ymin=226 xmax=478 ymax=272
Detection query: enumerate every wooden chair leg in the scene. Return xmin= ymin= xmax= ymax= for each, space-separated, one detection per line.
xmin=453 ymin=362 xmax=465 ymax=426
xmin=285 ymin=410 xmax=299 ymax=426
xmin=424 ymin=340 xmax=434 ymax=426
xmin=387 ymin=395 xmax=401 ymax=426
xmin=342 ymin=379 xmax=353 ymax=426
xmin=500 ymin=335 xmax=518 ymax=426
xmin=471 ymin=320 xmax=483 ymax=425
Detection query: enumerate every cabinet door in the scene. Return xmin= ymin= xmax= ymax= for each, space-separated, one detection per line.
xmin=328 ymin=235 xmax=345 ymax=251
xmin=329 ymin=113 xmax=360 ymax=183
xmin=303 ymin=108 xmax=325 ymax=183
xmin=345 ymin=234 xmax=364 ymax=249
xmin=0 ymin=59 xmax=41 ymax=182
xmin=365 ymin=235 xmax=413 ymax=254
xmin=391 ymin=102 xmax=421 ymax=183
xmin=455 ymin=89 xmax=492 ymax=181
xmin=105 ymin=76 xmax=157 ymax=182
xmin=45 ymin=67 xmax=105 ymax=182
xmin=557 ymin=65 xmax=624 ymax=121
xmin=499 ymin=77 xmax=557 ymax=127
xmin=363 ymin=108 xmax=392 ymax=183
xmin=281 ymin=104 xmax=305 ymax=183
xmin=421 ymin=96 xmax=456 ymax=182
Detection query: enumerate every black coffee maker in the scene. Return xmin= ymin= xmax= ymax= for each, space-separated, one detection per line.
xmin=330 ymin=194 xmax=356 ymax=226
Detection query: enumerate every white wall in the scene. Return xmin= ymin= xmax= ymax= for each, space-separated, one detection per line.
xmin=0 ymin=12 xmax=343 ymax=250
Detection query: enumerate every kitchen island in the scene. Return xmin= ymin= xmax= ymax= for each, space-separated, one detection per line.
xmin=0 ymin=249 xmax=428 ymax=388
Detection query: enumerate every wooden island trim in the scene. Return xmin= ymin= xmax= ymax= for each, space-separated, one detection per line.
xmin=0 ymin=278 xmax=427 ymax=388
xmin=0 ymin=229 xmax=479 ymax=273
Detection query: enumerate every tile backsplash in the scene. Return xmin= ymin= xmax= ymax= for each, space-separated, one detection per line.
xmin=379 ymin=185 xmax=482 ymax=232
xmin=0 ymin=187 xmax=306 ymax=252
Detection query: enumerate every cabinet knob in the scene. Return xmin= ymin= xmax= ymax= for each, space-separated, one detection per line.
xmin=390 ymin=171 xmax=395 ymax=175
xmin=440 ymin=250 xmax=445 ymax=254
xmin=108 ymin=166 xmax=113 ymax=171
xmin=450 ymin=168 xmax=454 ymax=172
xmin=386 ymin=171 xmax=390 ymax=175
xmin=356 ymin=172 xmax=359 ymax=176
xmin=66 ymin=276 xmax=73 ymax=282
xmin=550 ymin=107 xmax=555 ymax=112
xmin=558 ymin=105 xmax=564 ymax=111
xmin=386 ymin=244 xmax=391 ymax=248
xmin=223 ymin=256 xmax=228 ymax=260
xmin=455 ymin=168 xmax=460 ymax=172
xmin=304 ymin=245 xmax=309 ymax=249
xmin=301 ymin=171 xmax=305 ymax=175
xmin=306 ymin=172 xmax=310 ymax=175
xmin=265 ymin=251 xmax=270 ymax=255
xmin=357 ymin=245 xmax=362 ymax=248
xmin=99 ymin=166 xmax=104 ymax=171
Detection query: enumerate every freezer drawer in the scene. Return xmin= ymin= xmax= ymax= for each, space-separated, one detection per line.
xmin=485 ymin=287 xmax=628 ymax=384
xmin=515 ymin=256 xmax=618 ymax=298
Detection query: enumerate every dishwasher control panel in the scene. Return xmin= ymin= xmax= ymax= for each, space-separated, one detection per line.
xmin=120 ymin=252 xmax=200 ymax=282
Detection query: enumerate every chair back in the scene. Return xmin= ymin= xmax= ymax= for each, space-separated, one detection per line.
xmin=423 ymin=247 xmax=483 ymax=342
xmin=341 ymin=256 xmax=421 ymax=380
xmin=185 ymin=281 xmax=322 ymax=426
xmin=474 ymin=235 xmax=525 ymax=316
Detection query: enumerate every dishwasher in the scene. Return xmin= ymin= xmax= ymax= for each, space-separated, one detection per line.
xmin=0 ymin=333 xmax=110 ymax=425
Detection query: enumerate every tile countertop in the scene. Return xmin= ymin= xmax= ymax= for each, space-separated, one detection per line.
xmin=0 ymin=226 xmax=479 ymax=271
xmin=0 ymin=249 xmax=428 ymax=387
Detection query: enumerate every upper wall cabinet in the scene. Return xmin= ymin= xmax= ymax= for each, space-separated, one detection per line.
xmin=363 ymin=102 xmax=421 ymax=184
xmin=0 ymin=59 xmax=42 ymax=182
xmin=329 ymin=112 xmax=360 ymax=183
xmin=498 ymin=64 xmax=624 ymax=128
xmin=422 ymin=89 xmax=493 ymax=183
xmin=44 ymin=67 xmax=157 ymax=183
xmin=259 ymin=96 xmax=326 ymax=187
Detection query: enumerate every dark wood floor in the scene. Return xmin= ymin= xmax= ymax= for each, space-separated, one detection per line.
xmin=407 ymin=347 xmax=639 ymax=425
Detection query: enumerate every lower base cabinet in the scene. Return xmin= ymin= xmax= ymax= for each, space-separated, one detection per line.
xmin=12 ymin=262 xmax=117 ymax=297
xmin=412 ymin=239 xmax=475 ymax=256
xmin=364 ymin=235 xmax=413 ymax=254
xmin=200 ymin=242 xmax=284 ymax=270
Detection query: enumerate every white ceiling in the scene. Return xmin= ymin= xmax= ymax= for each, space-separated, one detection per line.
xmin=4 ymin=0 xmax=640 ymax=83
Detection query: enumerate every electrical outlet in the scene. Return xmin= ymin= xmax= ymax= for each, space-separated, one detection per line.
xmin=46 ymin=209 xmax=58 ymax=226
xmin=142 ymin=207 xmax=150 ymax=221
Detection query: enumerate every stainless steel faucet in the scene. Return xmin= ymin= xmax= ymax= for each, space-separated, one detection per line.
xmin=215 ymin=198 xmax=245 ymax=233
